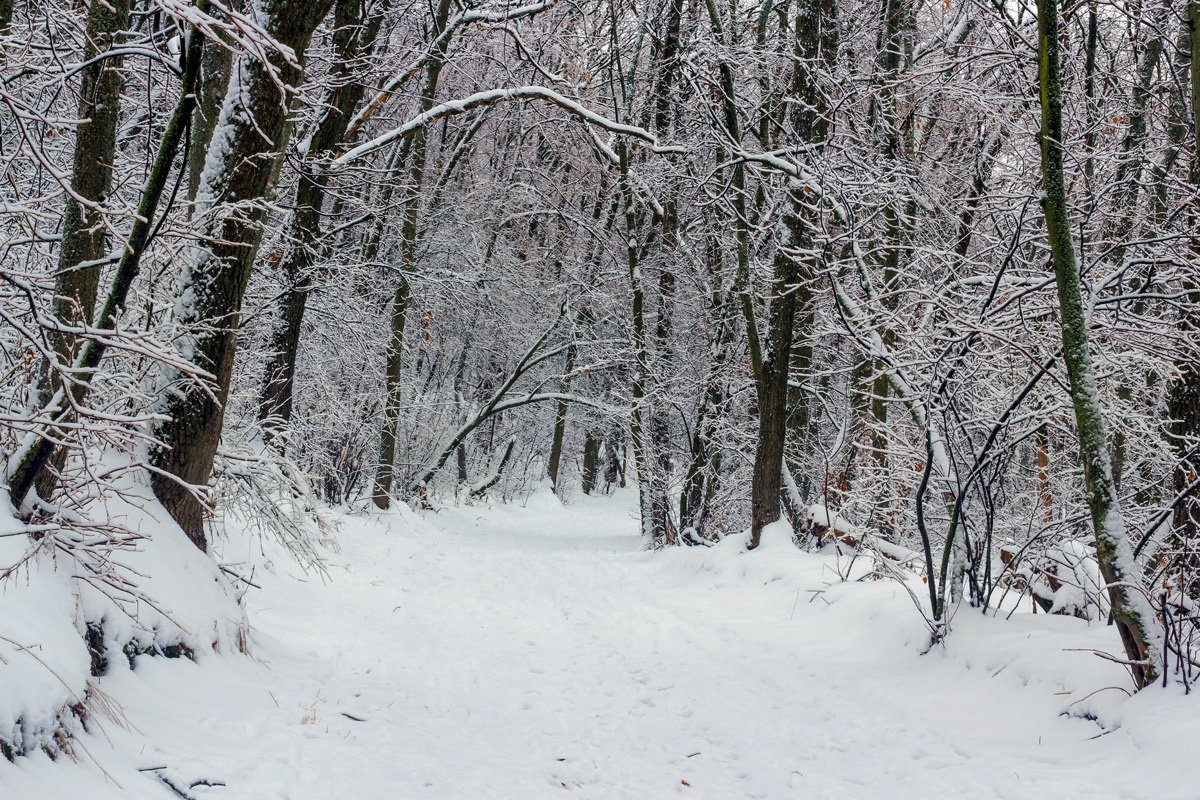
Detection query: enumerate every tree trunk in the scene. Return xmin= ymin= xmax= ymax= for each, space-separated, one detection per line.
xmin=456 ymin=442 xmax=469 ymax=485
xmin=1164 ymin=1 xmax=1200 ymax=590
xmin=701 ymin=0 xmax=763 ymax=393
xmin=546 ymin=341 xmax=576 ymax=491
xmin=619 ymin=141 xmax=674 ymax=546
xmin=611 ymin=434 xmax=627 ymax=489
xmin=372 ymin=275 xmax=410 ymax=508
xmin=1036 ymin=0 xmax=1158 ymax=688
xmin=258 ymin=0 xmax=382 ymax=436
xmin=7 ymin=13 xmax=209 ymax=510
xmin=750 ymin=237 xmax=801 ymax=547
xmin=52 ymin=0 xmax=130 ymax=336
xmin=748 ymin=0 xmax=837 ymax=548
xmin=648 ymin=0 xmax=684 ymax=534
xmin=867 ymin=0 xmax=912 ymax=527
xmin=1035 ymin=425 xmax=1053 ymax=523
xmin=1109 ymin=7 xmax=1167 ymax=489
xmin=680 ymin=237 xmax=736 ymax=537
xmin=149 ymin=0 xmax=336 ymax=549
xmin=785 ymin=297 xmax=816 ymax=500
xmin=33 ymin=0 xmax=132 ymax=500
xmin=372 ymin=0 xmax=453 ymax=509
xmin=581 ymin=432 xmax=600 ymax=495
xmin=186 ymin=3 xmax=240 ymax=205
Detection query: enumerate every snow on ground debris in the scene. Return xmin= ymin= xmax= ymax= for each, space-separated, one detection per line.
xmin=3 ymin=487 xmax=1197 ymax=799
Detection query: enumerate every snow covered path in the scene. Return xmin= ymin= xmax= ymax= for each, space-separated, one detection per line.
xmin=6 ymin=490 xmax=1198 ymax=798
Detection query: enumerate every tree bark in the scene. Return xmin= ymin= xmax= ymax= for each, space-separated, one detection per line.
xmin=186 ymin=3 xmax=240 ymax=205
xmin=867 ymin=0 xmax=912 ymax=526
xmin=581 ymin=432 xmax=600 ymax=494
xmin=750 ymin=234 xmax=802 ymax=547
xmin=645 ymin=0 xmax=684 ymax=529
xmin=52 ymin=0 xmax=130 ymax=335
xmin=680 ymin=235 xmax=736 ymax=537
xmin=546 ymin=341 xmax=576 ymax=491
xmin=701 ymin=0 xmax=763 ymax=394
xmin=619 ymin=141 xmax=674 ymax=545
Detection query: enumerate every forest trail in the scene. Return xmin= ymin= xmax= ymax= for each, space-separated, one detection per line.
xmin=9 ymin=490 xmax=1196 ymax=799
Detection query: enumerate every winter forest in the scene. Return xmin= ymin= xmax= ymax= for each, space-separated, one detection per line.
xmin=2 ymin=0 xmax=1200 ymax=794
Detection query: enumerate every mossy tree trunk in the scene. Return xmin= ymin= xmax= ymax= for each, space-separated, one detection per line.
xmin=7 ymin=11 xmax=210 ymax=510
xmin=1036 ymin=0 xmax=1158 ymax=688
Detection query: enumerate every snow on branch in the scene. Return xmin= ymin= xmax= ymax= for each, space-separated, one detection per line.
xmin=333 ymin=87 xmax=683 ymax=169
xmin=343 ymin=0 xmax=561 ymax=140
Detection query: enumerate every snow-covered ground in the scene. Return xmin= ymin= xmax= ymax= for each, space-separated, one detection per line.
xmin=3 ymin=488 xmax=1197 ymax=798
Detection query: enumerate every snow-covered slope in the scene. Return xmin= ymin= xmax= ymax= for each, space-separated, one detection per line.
xmin=0 ymin=478 xmax=244 ymax=762
xmin=2 ymin=488 xmax=1196 ymax=798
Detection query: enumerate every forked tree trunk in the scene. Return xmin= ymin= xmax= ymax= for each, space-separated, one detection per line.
xmin=372 ymin=272 xmax=411 ymax=508
xmin=1036 ymin=0 xmax=1158 ymax=688
xmin=750 ymin=235 xmax=802 ymax=547
xmin=149 ymin=0 xmax=336 ymax=549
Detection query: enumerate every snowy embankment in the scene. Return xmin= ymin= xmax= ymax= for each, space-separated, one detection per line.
xmin=2 ymin=487 xmax=1197 ymax=798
